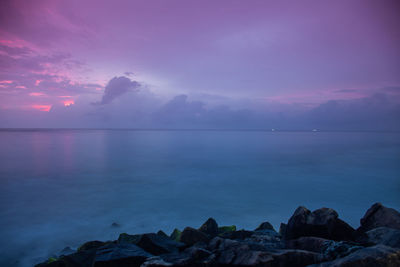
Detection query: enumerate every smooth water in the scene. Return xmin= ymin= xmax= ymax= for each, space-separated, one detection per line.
xmin=0 ymin=129 xmax=399 ymax=266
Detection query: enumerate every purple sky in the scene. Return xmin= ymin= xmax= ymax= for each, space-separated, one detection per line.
xmin=0 ymin=0 xmax=399 ymax=129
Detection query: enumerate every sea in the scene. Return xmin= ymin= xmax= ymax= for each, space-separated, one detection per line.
xmin=0 ymin=129 xmax=399 ymax=266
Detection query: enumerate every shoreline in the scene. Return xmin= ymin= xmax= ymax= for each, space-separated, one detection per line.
xmin=35 ymin=202 xmax=400 ymax=267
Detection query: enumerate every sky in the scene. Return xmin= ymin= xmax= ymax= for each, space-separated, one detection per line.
xmin=0 ymin=0 xmax=399 ymax=130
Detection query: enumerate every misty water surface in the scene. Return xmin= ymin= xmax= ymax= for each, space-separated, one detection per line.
xmin=0 ymin=129 xmax=399 ymax=266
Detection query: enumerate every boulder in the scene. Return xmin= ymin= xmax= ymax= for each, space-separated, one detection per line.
xmin=198 ymin=218 xmax=219 ymax=237
xmin=218 ymin=225 xmax=236 ymax=235
xmin=366 ymin=227 xmax=400 ymax=248
xmin=279 ymin=223 xmax=287 ymax=237
xmin=180 ymin=227 xmax=210 ymax=246
xmin=58 ymin=246 xmax=75 ymax=256
xmin=219 ymin=230 xmax=254 ymax=240
xmin=358 ymin=203 xmax=400 ymax=232
xmin=286 ymin=236 xmax=363 ymax=260
xmin=118 ymin=233 xmax=184 ymax=255
xmin=255 ymin=221 xmax=275 ymax=231
xmin=94 ymin=243 xmax=152 ymax=267
xmin=311 ymin=244 xmax=400 ymax=266
xmin=78 ymin=241 xmax=107 ymax=252
xmin=156 ymin=230 xmax=168 ymax=238
xmin=285 ymin=206 xmax=355 ymax=241
xmin=170 ymin=229 xmax=181 ymax=242
xmin=140 ymin=256 xmax=173 ymax=267
xmin=36 ymin=250 xmax=97 ymax=267
xmin=270 ymin=249 xmax=322 ymax=266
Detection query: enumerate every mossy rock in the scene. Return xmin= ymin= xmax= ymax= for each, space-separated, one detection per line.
xmin=118 ymin=233 xmax=142 ymax=244
xmin=218 ymin=225 xmax=237 ymax=234
xmin=77 ymin=240 xmax=105 ymax=251
xmin=170 ymin=228 xmax=182 ymax=242
xmin=47 ymin=257 xmax=58 ymax=263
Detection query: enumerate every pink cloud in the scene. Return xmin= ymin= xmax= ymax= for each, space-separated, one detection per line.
xmin=31 ymin=104 xmax=51 ymax=112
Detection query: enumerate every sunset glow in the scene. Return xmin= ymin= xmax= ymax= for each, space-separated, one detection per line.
xmin=32 ymin=105 xmax=52 ymax=112
xmin=63 ymin=100 xmax=74 ymax=106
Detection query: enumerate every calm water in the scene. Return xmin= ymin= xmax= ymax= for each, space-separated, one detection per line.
xmin=0 ymin=129 xmax=399 ymax=266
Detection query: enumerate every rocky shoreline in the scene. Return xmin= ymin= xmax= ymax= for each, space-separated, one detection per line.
xmin=36 ymin=203 xmax=400 ymax=266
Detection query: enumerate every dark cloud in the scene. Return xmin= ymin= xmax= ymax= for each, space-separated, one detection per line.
xmin=96 ymin=76 xmax=140 ymax=105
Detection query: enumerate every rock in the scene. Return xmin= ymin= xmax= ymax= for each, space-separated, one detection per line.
xmin=140 ymin=256 xmax=173 ymax=267
xmin=366 ymin=227 xmax=400 ymax=248
xmin=170 ymin=228 xmax=181 ymax=242
xmin=285 ymin=206 xmax=355 ymax=241
xmin=94 ymin=243 xmax=152 ymax=267
xmin=58 ymin=246 xmax=75 ymax=256
xmin=359 ymin=203 xmax=400 ymax=232
xmin=218 ymin=225 xmax=236 ymax=235
xmin=118 ymin=233 xmax=185 ymax=255
xmin=255 ymin=221 xmax=275 ymax=231
xmin=111 ymin=222 xmax=121 ymax=228
xmin=270 ymin=249 xmax=322 ymax=266
xmin=184 ymin=246 xmax=212 ymax=261
xmin=198 ymin=218 xmax=218 ymax=237
xmin=180 ymin=227 xmax=210 ymax=246
xmin=119 ymin=233 xmax=142 ymax=244
xmin=36 ymin=250 xmax=97 ymax=267
xmin=156 ymin=230 xmax=168 ymax=238
xmin=311 ymin=244 xmax=400 ymax=266
xmin=279 ymin=223 xmax=287 ymax=237
xmin=78 ymin=241 xmax=107 ymax=252
xmin=219 ymin=229 xmax=254 ymax=240
xmin=285 ymin=236 xmax=363 ymax=260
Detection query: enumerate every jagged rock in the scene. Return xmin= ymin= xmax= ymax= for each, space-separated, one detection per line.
xmin=218 ymin=225 xmax=236 ymax=235
xmin=94 ymin=243 xmax=152 ymax=266
xmin=285 ymin=206 xmax=355 ymax=241
xmin=285 ymin=236 xmax=363 ymax=260
xmin=198 ymin=218 xmax=219 ymax=237
xmin=219 ymin=229 xmax=254 ymax=240
xmin=78 ymin=241 xmax=107 ymax=252
xmin=157 ymin=230 xmax=168 ymax=238
xmin=311 ymin=244 xmax=400 ymax=266
xmin=255 ymin=221 xmax=275 ymax=231
xmin=366 ymin=227 xmax=400 ymax=248
xmin=358 ymin=203 xmax=400 ymax=232
xmin=279 ymin=223 xmax=287 ymax=237
xmin=118 ymin=233 xmax=185 ymax=255
xmin=140 ymin=256 xmax=173 ymax=267
xmin=58 ymin=246 xmax=75 ymax=256
xmin=184 ymin=246 xmax=212 ymax=261
xmin=180 ymin=227 xmax=209 ymax=246
xmin=36 ymin=250 xmax=97 ymax=267
xmin=170 ymin=229 xmax=181 ymax=242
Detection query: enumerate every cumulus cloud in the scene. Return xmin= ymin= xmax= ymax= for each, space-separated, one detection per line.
xmin=95 ymin=76 xmax=140 ymax=105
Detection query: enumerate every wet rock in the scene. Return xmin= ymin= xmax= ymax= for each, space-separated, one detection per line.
xmin=180 ymin=227 xmax=209 ymax=246
xmin=271 ymin=249 xmax=322 ymax=266
xmin=285 ymin=206 xmax=355 ymax=241
xmin=279 ymin=223 xmax=287 ymax=237
xmin=78 ymin=241 xmax=107 ymax=252
xmin=170 ymin=229 xmax=181 ymax=242
xmin=58 ymin=246 xmax=75 ymax=256
xmin=359 ymin=203 xmax=400 ymax=232
xmin=219 ymin=229 xmax=254 ymax=240
xmin=94 ymin=243 xmax=152 ymax=267
xmin=140 ymin=256 xmax=173 ymax=267
xmin=36 ymin=250 xmax=97 ymax=267
xmin=366 ymin=227 xmax=400 ymax=248
xmin=198 ymin=218 xmax=219 ymax=237
xmin=184 ymin=246 xmax=212 ymax=261
xmin=118 ymin=233 xmax=185 ymax=255
xmin=111 ymin=222 xmax=121 ymax=228
xmin=255 ymin=221 xmax=275 ymax=231
xmin=311 ymin=244 xmax=400 ymax=267
xmin=218 ymin=225 xmax=236 ymax=235
xmin=157 ymin=230 xmax=168 ymax=238
xmin=285 ymin=236 xmax=363 ymax=260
